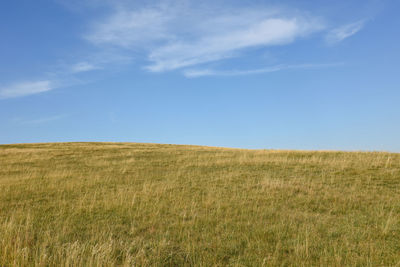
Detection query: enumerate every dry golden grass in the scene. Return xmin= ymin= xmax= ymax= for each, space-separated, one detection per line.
xmin=0 ymin=142 xmax=399 ymax=266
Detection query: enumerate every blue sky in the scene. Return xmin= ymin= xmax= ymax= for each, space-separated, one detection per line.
xmin=1 ymin=0 xmax=399 ymax=151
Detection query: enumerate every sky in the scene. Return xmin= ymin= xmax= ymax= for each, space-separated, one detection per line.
xmin=1 ymin=0 xmax=400 ymax=152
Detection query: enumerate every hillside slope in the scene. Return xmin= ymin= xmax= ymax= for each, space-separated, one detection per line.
xmin=1 ymin=143 xmax=399 ymax=266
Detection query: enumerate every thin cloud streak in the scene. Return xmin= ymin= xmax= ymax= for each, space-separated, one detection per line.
xmin=0 ymin=80 xmax=54 ymax=99
xmin=71 ymin=62 xmax=100 ymax=73
xmin=326 ymin=20 xmax=366 ymax=44
xmin=183 ymin=63 xmax=344 ymax=78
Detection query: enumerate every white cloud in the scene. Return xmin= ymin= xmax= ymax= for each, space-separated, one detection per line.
xmin=71 ymin=62 xmax=100 ymax=73
xmin=86 ymin=4 xmax=325 ymax=72
xmin=2 ymin=2 xmax=358 ymax=94
xmin=0 ymin=80 xmax=54 ymax=99
xmin=183 ymin=63 xmax=343 ymax=78
xmin=147 ymin=18 xmax=322 ymax=72
xmin=87 ymin=7 xmax=174 ymax=48
xmin=326 ymin=20 xmax=366 ymax=44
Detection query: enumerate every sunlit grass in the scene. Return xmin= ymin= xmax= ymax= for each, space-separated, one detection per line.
xmin=1 ymin=142 xmax=399 ymax=266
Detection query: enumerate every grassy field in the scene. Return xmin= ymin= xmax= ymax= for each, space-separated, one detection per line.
xmin=0 ymin=142 xmax=399 ymax=266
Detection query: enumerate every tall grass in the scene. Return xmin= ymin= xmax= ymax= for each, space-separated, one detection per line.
xmin=0 ymin=142 xmax=399 ymax=266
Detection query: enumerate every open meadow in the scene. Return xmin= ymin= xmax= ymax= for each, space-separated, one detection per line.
xmin=0 ymin=142 xmax=399 ymax=266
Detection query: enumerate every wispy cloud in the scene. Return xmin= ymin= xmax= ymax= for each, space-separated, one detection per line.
xmin=70 ymin=62 xmax=100 ymax=73
xmin=147 ymin=18 xmax=323 ymax=72
xmin=1 ymin=1 xmax=369 ymax=100
xmin=184 ymin=63 xmax=343 ymax=78
xmin=0 ymin=80 xmax=54 ymax=99
xmin=86 ymin=3 xmax=325 ymax=72
xmin=326 ymin=20 xmax=366 ymax=44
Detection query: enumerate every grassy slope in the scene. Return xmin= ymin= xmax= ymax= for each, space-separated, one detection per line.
xmin=0 ymin=142 xmax=399 ymax=266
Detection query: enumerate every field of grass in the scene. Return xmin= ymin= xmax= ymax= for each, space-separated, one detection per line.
xmin=0 ymin=142 xmax=399 ymax=266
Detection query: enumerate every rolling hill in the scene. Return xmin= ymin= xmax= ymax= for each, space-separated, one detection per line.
xmin=1 ymin=142 xmax=399 ymax=266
